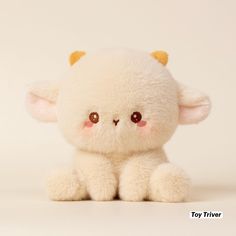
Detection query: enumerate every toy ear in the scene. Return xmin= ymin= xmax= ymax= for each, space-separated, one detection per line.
xmin=178 ymin=84 xmax=211 ymax=125
xmin=26 ymin=81 xmax=60 ymax=122
xmin=151 ymin=51 xmax=168 ymax=65
xmin=69 ymin=51 xmax=86 ymax=66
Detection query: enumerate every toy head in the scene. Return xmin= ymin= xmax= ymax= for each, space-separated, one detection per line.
xmin=26 ymin=49 xmax=211 ymax=154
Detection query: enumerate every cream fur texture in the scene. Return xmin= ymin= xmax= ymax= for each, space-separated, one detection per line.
xmin=26 ymin=48 xmax=211 ymax=202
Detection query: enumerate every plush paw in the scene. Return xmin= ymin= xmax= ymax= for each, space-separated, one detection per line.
xmin=47 ymin=169 xmax=87 ymax=201
xmin=119 ymin=164 xmax=148 ymax=201
xmin=88 ymin=174 xmax=117 ymax=201
xmin=119 ymin=181 xmax=147 ymax=201
xmin=149 ymin=163 xmax=190 ymax=202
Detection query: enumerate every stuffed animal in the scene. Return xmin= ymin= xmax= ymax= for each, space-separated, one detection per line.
xmin=26 ymin=49 xmax=211 ymax=202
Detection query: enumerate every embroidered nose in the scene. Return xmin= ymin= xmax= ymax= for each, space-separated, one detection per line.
xmin=113 ymin=119 xmax=119 ymax=126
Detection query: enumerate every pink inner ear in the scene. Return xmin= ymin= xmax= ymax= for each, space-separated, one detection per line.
xmin=26 ymin=93 xmax=57 ymax=122
xmin=179 ymin=104 xmax=210 ymax=125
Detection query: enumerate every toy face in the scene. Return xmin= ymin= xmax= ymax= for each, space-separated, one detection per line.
xmin=26 ymin=49 xmax=210 ymax=154
xmin=56 ymin=49 xmax=179 ymax=154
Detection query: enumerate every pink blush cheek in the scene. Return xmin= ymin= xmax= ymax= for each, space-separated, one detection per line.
xmin=84 ymin=120 xmax=94 ymax=128
xmin=137 ymin=120 xmax=147 ymax=127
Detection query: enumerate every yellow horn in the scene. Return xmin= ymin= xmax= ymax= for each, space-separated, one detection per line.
xmin=69 ymin=51 xmax=86 ymax=66
xmin=151 ymin=51 xmax=168 ymax=66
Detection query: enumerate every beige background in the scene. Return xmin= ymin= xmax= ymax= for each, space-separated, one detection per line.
xmin=0 ymin=0 xmax=235 ymax=235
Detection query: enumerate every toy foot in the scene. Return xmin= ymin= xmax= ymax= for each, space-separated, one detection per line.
xmin=119 ymin=165 xmax=148 ymax=201
xmin=88 ymin=174 xmax=117 ymax=201
xmin=149 ymin=163 xmax=190 ymax=202
xmin=47 ymin=169 xmax=87 ymax=201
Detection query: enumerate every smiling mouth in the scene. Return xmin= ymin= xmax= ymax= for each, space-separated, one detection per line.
xmin=113 ymin=119 xmax=119 ymax=126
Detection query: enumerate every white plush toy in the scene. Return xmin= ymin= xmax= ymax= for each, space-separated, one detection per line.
xmin=26 ymin=49 xmax=211 ymax=202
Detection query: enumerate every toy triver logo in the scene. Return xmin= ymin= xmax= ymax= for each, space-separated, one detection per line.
xmin=190 ymin=211 xmax=223 ymax=219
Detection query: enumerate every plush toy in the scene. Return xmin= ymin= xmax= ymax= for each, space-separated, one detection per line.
xmin=26 ymin=49 xmax=211 ymax=202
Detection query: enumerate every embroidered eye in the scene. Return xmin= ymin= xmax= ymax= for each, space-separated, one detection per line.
xmin=89 ymin=112 xmax=99 ymax=124
xmin=131 ymin=111 xmax=142 ymax=123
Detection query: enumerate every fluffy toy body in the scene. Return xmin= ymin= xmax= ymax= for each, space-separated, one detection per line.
xmin=26 ymin=49 xmax=211 ymax=202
